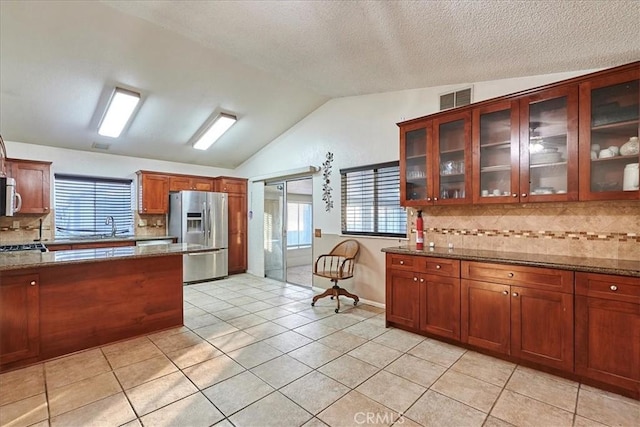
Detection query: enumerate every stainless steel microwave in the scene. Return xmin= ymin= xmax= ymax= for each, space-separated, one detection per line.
xmin=0 ymin=176 xmax=21 ymax=216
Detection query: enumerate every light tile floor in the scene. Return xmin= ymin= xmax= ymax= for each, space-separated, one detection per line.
xmin=1 ymin=273 xmax=639 ymax=427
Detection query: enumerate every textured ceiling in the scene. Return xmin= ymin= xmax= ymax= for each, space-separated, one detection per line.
xmin=1 ymin=1 xmax=639 ymax=169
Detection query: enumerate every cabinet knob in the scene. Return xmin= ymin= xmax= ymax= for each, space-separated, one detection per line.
xmin=512 ymin=292 xmax=519 ymax=297
xmin=44 ymin=207 xmax=49 ymax=211
xmin=30 ymin=280 xmax=36 ymax=286
xmin=433 ymin=197 xmax=439 ymax=201
xmin=502 ymin=290 xmax=509 ymax=295
xmin=521 ymin=193 xmax=527 ymax=198
xmin=436 ymin=265 xmax=441 ymax=269
xmin=413 ymin=277 xmax=418 ymax=282
xmin=420 ymin=278 xmax=425 ymax=283
xmin=399 ymin=260 xmax=404 ymax=265
xmin=610 ymin=285 xmax=618 ymax=291
xmin=508 ymin=272 xmax=514 ymax=278
xmin=427 ymin=197 xmax=432 ymax=201
xmin=512 ymin=193 xmax=518 ymax=198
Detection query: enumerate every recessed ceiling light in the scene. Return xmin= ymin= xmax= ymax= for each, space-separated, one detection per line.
xmin=193 ymin=113 xmax=237 ymax=150
xmin=98 ymin=87 xmax=141 ymax=138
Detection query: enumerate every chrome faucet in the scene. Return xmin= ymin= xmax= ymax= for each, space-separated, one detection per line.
xmin=105 ymin=216 xmax=117 ymax=237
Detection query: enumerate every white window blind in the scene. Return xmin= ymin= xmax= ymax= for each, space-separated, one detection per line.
xmin=341 ymin=162 xmax=407 ymax=238
xmin=54 ymin=174 xmax=134 ymax=238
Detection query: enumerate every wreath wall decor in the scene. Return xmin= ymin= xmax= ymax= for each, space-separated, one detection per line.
xmin=321 ymin=152 xmax=334 ymax=212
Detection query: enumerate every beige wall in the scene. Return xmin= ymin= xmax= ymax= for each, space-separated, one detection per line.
xmin=312 ymin=234 xmax=402 ymax=306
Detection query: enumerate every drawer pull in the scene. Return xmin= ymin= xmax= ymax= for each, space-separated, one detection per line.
xmin=512 ymin=193 xmax=518 ymax=198
xmin=610 ymin=285 xmax=618 ymax=291
xmin=502 ymin=290 xmax=509 ymax=295
xmin=436 ymin=265 xmax=441 ymax=269
xmin=508 ymin=272 xmax=514 ymax=278
xmin=30 ymin=280 xmax=36 ymax=286
xmin=413 ymin=277 xmax=418 ymax=282
xmin=512 ymin=292 xmax=519 ymax=297
xmin=399 ymin=260 xmax=404 ymax=265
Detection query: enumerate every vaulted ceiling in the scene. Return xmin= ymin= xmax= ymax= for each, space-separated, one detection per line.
xmin=1 ymin=1 xmax=638 ymax=168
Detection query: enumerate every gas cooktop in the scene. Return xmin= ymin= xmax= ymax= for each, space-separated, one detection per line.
xmin=0 ymin=242 xmax=48 ymax=252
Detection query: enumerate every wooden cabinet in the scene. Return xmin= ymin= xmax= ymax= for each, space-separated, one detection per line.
xmin=400 ymin=61 xmax=638 ymax=206
xmin=575 ymin=272 xmax=640 ymax=398
xmin=214 ymin=177 xmax=247 ymax=274
xmin=400 ymin=121 xmax=431 ymax=206
xmin=0 ymin=272 xmax=39 ymax=365
xmin=385 ymin=253 xmax=460 ymax=338
xmin=6 ymin=158 xmax=51 ymax=214
xmin=578 ymin=65 xmax=639 ymax=200
xmin=137 ymin=171 xmax=169 ymax=214
xmin=433 ymin=111 xmax=472 ymax=204
xmin=399 ymin=112 xmax=472 ymax=205
xmin=169 ymin=175 xmax=214 ymax=192
xmin=461 ymin=261 xmax=574 ymax=371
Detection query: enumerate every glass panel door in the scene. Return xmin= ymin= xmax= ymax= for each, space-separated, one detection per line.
xmin=526 ymin=96 xmax=571 ymax=197
xmin=401 ymin=125 xmax=429 ymax=204
xmin=264 ymin=182 xmax=285 ymax=282
xmin=435 ymin=112 xmax=470 ymax=204
xmin=477 ymin=104 xmax=517 ymax=202
xmin=588 ymin=79 xmax=639 ymax=193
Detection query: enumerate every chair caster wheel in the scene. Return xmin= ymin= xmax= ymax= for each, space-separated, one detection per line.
xmin=311 ymin=302 xmax=315 ymax=307
xmin=353 ymin=301 xmax=358 ymax=306
xmin=335 ymin=308 xmax=339 ymax=313
xmin=330 ymin=296 xmax=334 ymax=300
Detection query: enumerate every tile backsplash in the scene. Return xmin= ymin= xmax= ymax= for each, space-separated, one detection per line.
xmin=0 ymin=211 xmax=169 ymax=243
xmin=407 ymin=200 xmax=640 ymax=261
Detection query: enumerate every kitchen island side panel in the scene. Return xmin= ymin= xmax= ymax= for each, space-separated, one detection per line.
xmin=37 ymin=255 xmax=183 ymax=360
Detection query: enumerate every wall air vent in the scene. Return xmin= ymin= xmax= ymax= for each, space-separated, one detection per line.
xmin=91 ymin=142 xmax=111 ymax=150
xmin=440 ymin=87 xmax=473 ymax=111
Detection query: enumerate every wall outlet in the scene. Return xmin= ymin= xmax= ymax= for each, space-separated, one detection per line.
xmin=12 ymin=221 xmax=20 ymax=230
xmin=138 ymin=219 xmax=147 ymax=227
xmin=315 ymin=228 xmax=322 ymax=238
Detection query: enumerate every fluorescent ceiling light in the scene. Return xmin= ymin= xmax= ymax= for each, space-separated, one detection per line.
xmin=193 ymin=113 xmax=237 ymax=150
xmin=98 ymin=87 xmax=141 ymax=138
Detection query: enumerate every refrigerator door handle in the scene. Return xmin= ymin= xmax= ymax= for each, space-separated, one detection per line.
xmin=207 ymin=206 xmax=212 ymax=241
xmin=202 ymin=203 xmax=207 ymax=245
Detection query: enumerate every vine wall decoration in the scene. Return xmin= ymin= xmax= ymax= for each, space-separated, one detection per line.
xmin=321 ymin=151 xmax=334 ymax=212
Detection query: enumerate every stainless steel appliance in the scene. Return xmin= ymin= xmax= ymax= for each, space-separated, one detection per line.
xmin=169 ymin=191 xmax=228 ymax=282
xmin=0 ymin=177 xmax=21 ymax=216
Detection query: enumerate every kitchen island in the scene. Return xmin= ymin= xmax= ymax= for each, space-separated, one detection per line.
xmin=0 ymin=243 xmax=213 ymax=372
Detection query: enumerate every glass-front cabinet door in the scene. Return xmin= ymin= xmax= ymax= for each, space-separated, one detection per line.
xmin=400 ymin=121 xmax=431 ymax=206
xmin=579 ymin=68 xmax=639 ymax=200
xmin=472 ymin=100 xmax=520 ymax=203
xmin=520 ymin=86 xmax=579 ymax=202
xmin=433 ymin=111 xmax=471 ymax=204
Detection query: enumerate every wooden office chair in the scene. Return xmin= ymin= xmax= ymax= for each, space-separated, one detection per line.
xmin=311 ymin=239 xmax=360 ymax=313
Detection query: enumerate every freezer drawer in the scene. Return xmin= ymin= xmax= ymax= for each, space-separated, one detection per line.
xmin=183 ymin=248 xmax=228 ymax=283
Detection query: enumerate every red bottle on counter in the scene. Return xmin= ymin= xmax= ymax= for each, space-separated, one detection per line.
xmin=416 ymin=210 xmax=424 ymax=250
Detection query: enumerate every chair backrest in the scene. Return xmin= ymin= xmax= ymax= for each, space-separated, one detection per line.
xmin=329 ymin=239 xmax=360 ymax=259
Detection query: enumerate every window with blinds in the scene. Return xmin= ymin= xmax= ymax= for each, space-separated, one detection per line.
xmin=341 ymin=161 xmax=407 ymax=238
xmin=54 ymin=174 xmax=134 ymax=238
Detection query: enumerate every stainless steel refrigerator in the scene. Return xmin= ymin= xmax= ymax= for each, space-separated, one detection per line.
xmin=169 ymin=191 xmax=228 ymax=283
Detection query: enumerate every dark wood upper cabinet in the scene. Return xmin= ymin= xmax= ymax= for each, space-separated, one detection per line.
xmin=137 ymin=171 xmax=170 ymax=214
xmin=400 ymin=61 xmax=639 ymax=206
xmin=579 ymin=66 xmax=640 ymax=201
xmin=7 ymin=159 xmax=51 ymax=214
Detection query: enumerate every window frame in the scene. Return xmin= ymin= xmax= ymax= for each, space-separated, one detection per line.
xmin=341 ymin=161 xmax=407 ymax=238
xmin=54 ymin=174 xmax=134 ymax=238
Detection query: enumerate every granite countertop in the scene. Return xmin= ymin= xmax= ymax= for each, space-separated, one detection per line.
xmin=382 ymin=246 xmax=640 ymax=278
xmin=35 ymin=235 xmax=177 ymax=246
xmin=0 ymin=243 xmax=215 ymax=271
